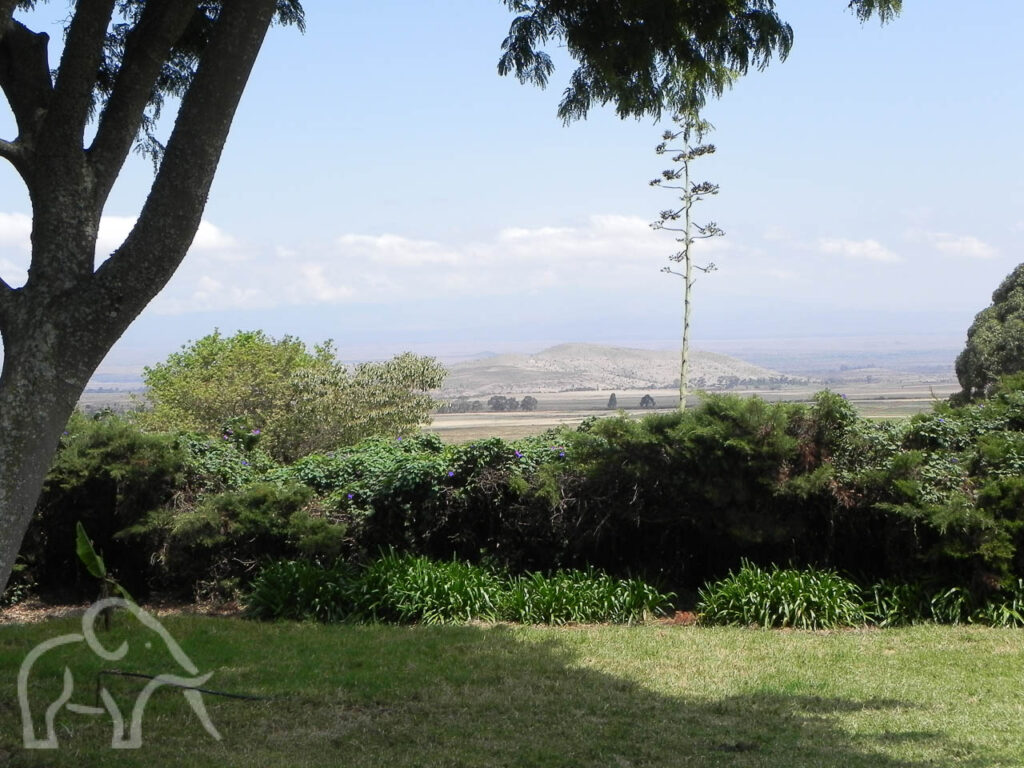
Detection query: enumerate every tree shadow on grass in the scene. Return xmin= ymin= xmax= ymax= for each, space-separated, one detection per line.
xmin=0 ymin=619 xmax=1010 ymax=767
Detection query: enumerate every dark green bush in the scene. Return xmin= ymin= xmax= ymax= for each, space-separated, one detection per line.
xmin=26 ymin=411 xmax=186 ymax=599
xmin=863 ymin=581 xmax=930 ymax=627
xmin=138 ymin=481 xmax=347 ymax=598
xmin=244 ymin=559 xmax=360 ymax=622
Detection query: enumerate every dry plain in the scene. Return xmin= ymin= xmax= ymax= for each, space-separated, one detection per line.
xmin=427 ymin=380 xmax=960 ymax=442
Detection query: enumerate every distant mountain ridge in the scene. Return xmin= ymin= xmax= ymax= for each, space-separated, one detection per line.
xmin=440 ymin=342 xmax=804 ymax=396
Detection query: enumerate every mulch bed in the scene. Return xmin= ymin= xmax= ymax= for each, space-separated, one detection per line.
xmin=0 ymin=597 xmax=244 ymax=625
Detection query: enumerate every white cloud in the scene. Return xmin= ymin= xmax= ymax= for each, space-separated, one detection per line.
xmin=193 ymin=221 xmax=241 ymax=253
xmin=337 ymin=233 xmax=461 ymax=266
xmin=926 ymin=232 xmax=997 ymax=259
xmin=97 ymin=216 xmax=242 ymax=259
xmin=818 ymin=237 xmax=902 ymax=264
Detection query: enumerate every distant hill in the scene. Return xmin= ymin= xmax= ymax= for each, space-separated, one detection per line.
xmin=440 ymin=342 xmax=804 ymax=396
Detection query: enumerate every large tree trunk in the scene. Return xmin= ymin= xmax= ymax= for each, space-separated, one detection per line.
xmin=0 ymin=0 xmax=280 ymax=593
xmin=0 ymin=327 xmax=97 ymax=596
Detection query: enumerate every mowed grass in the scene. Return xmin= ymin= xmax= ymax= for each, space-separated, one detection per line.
xmin=2 ymin=616 xmax=1022 ymax=767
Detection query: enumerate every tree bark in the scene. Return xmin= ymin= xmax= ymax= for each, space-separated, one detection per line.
xmin=0 ymin=0 xmax=280 ymax=594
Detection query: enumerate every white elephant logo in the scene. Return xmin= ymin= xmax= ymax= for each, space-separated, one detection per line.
xmin=18 ymin=597 xmax=222 ymax=749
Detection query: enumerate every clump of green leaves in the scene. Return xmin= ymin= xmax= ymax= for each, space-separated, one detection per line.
xmin=500 ymin=568 xmax=673 ymax=625
xmin=244 ymin=559 xmax=361 ymax=623
xmin=697 ymin=561 xmax=866 ymax=629
xmin=141 ymin=329 xmax=446 ymax=462
xmin=358 ymin=551 xmax=506 ymax=625
xmin=244 ymin=553 xmax=673 ymax=626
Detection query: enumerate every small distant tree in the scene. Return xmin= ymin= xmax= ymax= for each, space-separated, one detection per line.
xmin=607 ymin=393 xmax=618 ymax=409
xmin=639 ymin=394 xmax=657 ymax=409
xmin=488 ymin=395 xmax=510 ymax=412
xmin=651 ymin=111 xmax=725 ymax=412
xmin=521 ymin=396 xmax=539 ymax=412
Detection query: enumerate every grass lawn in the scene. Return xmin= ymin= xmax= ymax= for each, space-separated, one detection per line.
xmin=1 ymin=615 xmax=1022 ymax=766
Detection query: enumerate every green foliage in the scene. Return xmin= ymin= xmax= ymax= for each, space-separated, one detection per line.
xmin=244 ymin=559 xmax=360 ymax=623
xmin=500 ymin=568 xmax=674 ymax=625
xmin=697 ymin=562 xmax=866 ymax=629
xmin=141 ymin=329 xmax=445 ymax=462
xmin=26 ymin=411 xmax=186 ymax=599
xmin=245 ymin=553 xmax=673 ymax=626
xmin=499 ymin=0 xmax=793 ymax=120
xmin=177 ymin=432 xmax=276 ymax=492
xmin=863 ymin=581 xmax=930 ymax=627
xmin=358 ymin=552 xmax=505 ymax=625
xmin=130 ymin=480 xmax=347 ymax=598
xmin=0 ymin=561 xmax=34 ymax=607
xmin=974 ymin=579 xmax=1024 ymax=627
xmin=75 ymin=522 xmax=133 ymax=603
xmin=955 ymin=263 xmax=1024 ymax=400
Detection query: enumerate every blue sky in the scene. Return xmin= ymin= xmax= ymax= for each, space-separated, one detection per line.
xmin=1 ymin=1 xmax=1022 ymax=372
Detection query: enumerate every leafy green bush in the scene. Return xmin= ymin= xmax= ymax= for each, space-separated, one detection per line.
xmin=141 ymin=329 xmax=445 ymax=462
xmin=138 ymin=481 xmax=347 ymax=598
xmin=499 ymin=568 xmax=673 ymax=625
xmin=697 ymin=562 xmax=866 ymax=629
xmin=244 ymin=559 xmax=360 ymax=622
xmin=863 ymin=581 xmax=929 ymax=627
xmin=974 ymin=578 xmax=1024 ymax=627
xmin=26 ymin=411 xmax=186 ymax=599
xmin=245 ymin=554 xmax=673 ymax=626
xmin=357 ymin=551 xmax=505 ymax=625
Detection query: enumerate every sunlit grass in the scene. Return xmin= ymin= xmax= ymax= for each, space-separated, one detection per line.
xmin=2 ymin=615 xmax=1022 ymax=766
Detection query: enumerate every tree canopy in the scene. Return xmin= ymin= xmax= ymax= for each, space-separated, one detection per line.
xmin=498 ymin=0 xmax=901 ymax=121
xmin=955 ymin=264 xmax=1024 ymax=401
xmin=142 ymin=330 xmax=447 ymax=462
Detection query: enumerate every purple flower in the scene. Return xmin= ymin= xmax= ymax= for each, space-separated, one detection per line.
xmin=397 ymin=436 xmax=403 ymax=442
xmin=514 ymin=450 xmax=523 ymax=458
xmin=840 ymin=394 xmax=847 ymax=400
xmin=448 ymin=471 xmax=455 ymax=477
xmin=242 ymin=460 xmax=249 ymax=466
xmin=250 ymin=428 xmax=261 ymax=436
xmin=951 ymin=458 xmax=959 ymax=463
xmin=347 ymin=493 xmax=354 ymax=500
xmin=938 ymin=418 xmax=945 ymax=423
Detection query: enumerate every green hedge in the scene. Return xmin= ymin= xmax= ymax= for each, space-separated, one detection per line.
xmin=19 ymin=378 xmax=1024 ymax=604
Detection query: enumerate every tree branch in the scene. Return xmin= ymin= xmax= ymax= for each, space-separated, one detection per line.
xmin=0 ymin=274 xmax=13 ymax=331
xmin=0 ymin=17 xmax=52 ymax=147
xmin=89 ymin=0 xmax=197 ymax=204
xmin=92 ymin=0 xmax=278 ymax=329
xmin=0 ymin=137 xmax=27 ymax=177
xmin=37 ymin=0 xmax=117 ymax=154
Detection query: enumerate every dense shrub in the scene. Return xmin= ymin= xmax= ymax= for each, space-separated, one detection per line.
xmin=26 ymin=376 xmax=1024 ymax=605
xmin=25 ymin=411 xmax=187 ymax=599
xmin=244 ymin=559 xmax=361 ymax=622
xmin=500 ymin=568 xmax=673 ymax=625
xmin=244 ymin=554 xmax=673 ymax=625
xmin=357 ymin=551 xmax=505 ymax=624
xmin=136 ymin=481 xmax=347 ymax=599
xmin=696 ymin=561 xmax=866 ymax=629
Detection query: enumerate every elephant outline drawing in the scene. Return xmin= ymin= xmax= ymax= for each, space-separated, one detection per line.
xmin=18 ymin=597 xmax=222 ymax=749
